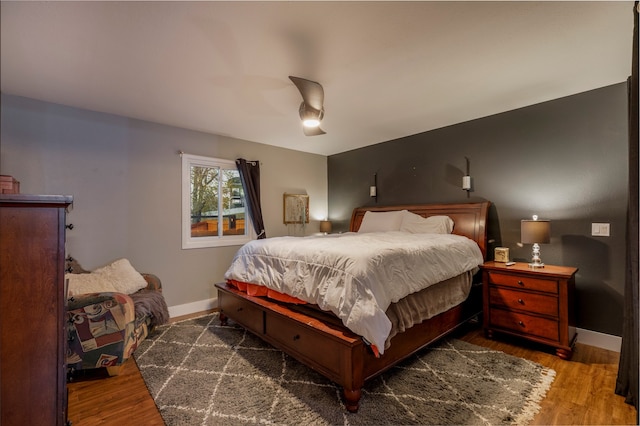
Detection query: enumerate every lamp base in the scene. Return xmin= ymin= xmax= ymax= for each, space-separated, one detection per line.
xmin=529 ymin=243 xmax=545 ymax=268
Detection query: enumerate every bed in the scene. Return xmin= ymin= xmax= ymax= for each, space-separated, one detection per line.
xmin=216 ymin=201 xmax=490 ymax=412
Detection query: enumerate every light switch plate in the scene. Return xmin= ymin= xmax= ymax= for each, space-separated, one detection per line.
xmin=592 ymin=223 xmax=610 ymax=237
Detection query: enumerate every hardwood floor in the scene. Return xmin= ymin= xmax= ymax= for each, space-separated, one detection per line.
xmin=67 ymin=359 xmax=164 ymax=426
xmin=458 ymin=328 xmax=638 ymax=425
xmin=67 ymin=313 xmax=637 ymax=425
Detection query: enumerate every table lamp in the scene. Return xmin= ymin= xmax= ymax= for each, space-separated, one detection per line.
xmin=521 ymin=215 xmax=550 ymax=268
xmin=320 ymin=220 xmax=332 ymax=235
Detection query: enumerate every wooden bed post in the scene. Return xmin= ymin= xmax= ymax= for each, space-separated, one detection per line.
xmin=343 ymin=388 xmax=362 ymax=413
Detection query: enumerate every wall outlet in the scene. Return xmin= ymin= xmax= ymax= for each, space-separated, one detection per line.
xmin=591 ymin=223 xmax=610 ymax=237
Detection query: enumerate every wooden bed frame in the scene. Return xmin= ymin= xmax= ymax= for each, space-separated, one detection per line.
xmin=216 ymin=201 xmax=490 ymax=412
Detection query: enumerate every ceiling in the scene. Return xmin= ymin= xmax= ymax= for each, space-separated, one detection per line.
xmin=0 ymin=1 xmax=634 ymax=156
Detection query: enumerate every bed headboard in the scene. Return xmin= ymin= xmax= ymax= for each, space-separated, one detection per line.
xmin=349 ymin=201 xmax=491 ymax=259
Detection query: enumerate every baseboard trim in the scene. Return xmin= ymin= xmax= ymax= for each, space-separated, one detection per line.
xmin=576 ymin=327 xmax=621 ymax=353
xmin=169 ymin=299 xmax=622 ymax=353
xmin=168 ymin=297 xmax=217 ymax=319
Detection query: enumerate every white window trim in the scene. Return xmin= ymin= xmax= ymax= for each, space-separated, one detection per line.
xmin=181 ymin=153 xmax=255 ymax=249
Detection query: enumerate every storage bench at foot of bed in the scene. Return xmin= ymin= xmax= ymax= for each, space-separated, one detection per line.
xmin=216 ymin=281 xmax=365 ymax=411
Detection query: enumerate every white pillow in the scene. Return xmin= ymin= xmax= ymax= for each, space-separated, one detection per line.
xmin=66 ymin=273 xmax=118 ymax=297
xmin=358 ymin=210 xmax=408 ymax=233
xmin=400 ymin=212 xmax=454 ymax=234
xmin=93 ymin=258 xmax=148 ymax=294
xmin=66 ymin=258 xmax=148 ymax=296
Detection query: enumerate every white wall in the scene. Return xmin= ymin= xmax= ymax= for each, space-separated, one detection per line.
xmin=0 ymin=94 xmax=327 ymax=311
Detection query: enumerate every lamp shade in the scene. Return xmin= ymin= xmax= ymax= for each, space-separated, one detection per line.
xmin=521 ymin=219 xmax=550 ymax=244
xmin=320 ymin=220 xmax=332 ymax=233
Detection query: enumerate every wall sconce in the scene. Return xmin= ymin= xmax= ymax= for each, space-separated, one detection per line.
xmin=462 ymin=175 xmax=471 ymax=191
xmin=320 ymin=220 xmax=332 ymax=234
xmin=370 ymin=173 xmax=378 ymax=202
xmin=462 ymin=156 xmax=471 ymax=191
xmin=521 ymin=215 xmax=551 ymax=268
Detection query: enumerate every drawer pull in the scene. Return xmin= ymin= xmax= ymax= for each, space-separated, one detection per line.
xmin=293 ymin=334 xmax=300 ymax=341
xmin=518 ymin=298 xmax=524 ymax=305
xmin=517 ymin=280 xmax=524 ymax=286
xmin=236 ymin=307 xmax=243 ymax=312
xmin=518 ymin=320 xmax=525 ymax=327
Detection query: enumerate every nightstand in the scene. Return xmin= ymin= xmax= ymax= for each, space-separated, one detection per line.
xmin=481 ymin=261 xmax=578 ymax=359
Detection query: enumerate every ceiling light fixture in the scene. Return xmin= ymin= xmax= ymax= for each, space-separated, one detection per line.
xmin=303 ymin=118 xmax=320 ymax=128
xmin=299 ymin=103 xmax=323 ymax=128
xmin=289 ymin=76 xmax=326 ymax=136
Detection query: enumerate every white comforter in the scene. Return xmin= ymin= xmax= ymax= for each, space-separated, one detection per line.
xmin=224 ymin=231 xmax=484 ymax=354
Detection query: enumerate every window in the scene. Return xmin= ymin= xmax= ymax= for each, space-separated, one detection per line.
xmin=182 ymin=154 xmax=254 ymax=249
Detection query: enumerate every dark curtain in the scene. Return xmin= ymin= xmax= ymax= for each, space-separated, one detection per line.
xmin=236 ymin=158 xmax=266 ymax=239
xmin=616 ymin=1 xmax=639 ymax=415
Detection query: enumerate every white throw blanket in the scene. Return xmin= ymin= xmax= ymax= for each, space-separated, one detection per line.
xmin=224 ymin=231 xmax=484 ymax=354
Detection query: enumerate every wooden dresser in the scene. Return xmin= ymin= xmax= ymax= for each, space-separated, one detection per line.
xmin=481 ymin=261 xmax=578 ymax=359
xmin=0 ymin=194 xmax=73 ymax=425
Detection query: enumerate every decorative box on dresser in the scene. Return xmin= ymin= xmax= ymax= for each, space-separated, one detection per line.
xmin=481 ymin=261 xmax=578 ymax=359
xmin=0 ymin=194 xmax=73 ymax=425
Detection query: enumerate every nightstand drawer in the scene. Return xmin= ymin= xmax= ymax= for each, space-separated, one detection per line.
xmin=489 ymin=309 xmax=559 ymax=342
xmin=489 ymin=287 xmax=558 ymax=317
xmin=487 ymin=271 xmax=558 ymax=294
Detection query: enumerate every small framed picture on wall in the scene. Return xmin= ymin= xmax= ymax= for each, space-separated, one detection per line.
xmin=283 ymin=193 xmax=309 ymax=224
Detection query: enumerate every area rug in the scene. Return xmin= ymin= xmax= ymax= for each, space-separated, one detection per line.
xmin=134 ymin=313 xmax=555 ymax=425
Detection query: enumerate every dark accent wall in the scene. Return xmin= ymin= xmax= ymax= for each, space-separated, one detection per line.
xmin=328 ymin=83 xmax=628 ymax=336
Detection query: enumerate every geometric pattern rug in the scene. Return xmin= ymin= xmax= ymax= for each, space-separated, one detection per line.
xmin=134 ymin=313 xmax=555 ymax=425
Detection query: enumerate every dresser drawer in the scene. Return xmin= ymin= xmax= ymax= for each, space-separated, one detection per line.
xmin=488 ymin=271 xmax=558 ymax=294
xmin=219 ymin=291 xmax=264 ymax=333
xmin=489 ymin=308 xmax=559 ymax=342
xmin=489 ymin=287 xmax=558 ymax=317
xmin=266 ymin=312 xmax=343 ymax=378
